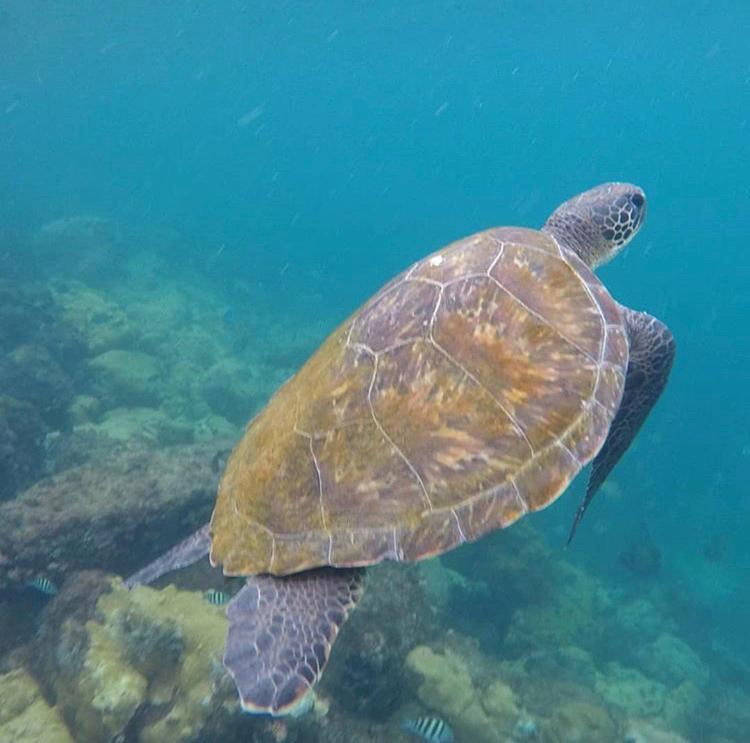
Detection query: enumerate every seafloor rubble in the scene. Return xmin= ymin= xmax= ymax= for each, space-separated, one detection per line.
xmin=0 ymin=217 xmax=748 ymax=742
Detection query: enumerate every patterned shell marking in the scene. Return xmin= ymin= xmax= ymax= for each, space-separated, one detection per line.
xmin=210 ymin=227 xmax=628 ymax=576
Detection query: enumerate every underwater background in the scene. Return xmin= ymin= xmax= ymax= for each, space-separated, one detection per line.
xmin=0 ymin=1 xmax=748 ymax=741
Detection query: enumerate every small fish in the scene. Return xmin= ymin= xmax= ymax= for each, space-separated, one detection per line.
xmin=513 ymin=716 xmax=540 ymax=739
xmin=26 ymin=577 xmax=58 ymax=595
xmin=203 ymin=589 xmax=230 ymax=605
xmin=401 ymin=716 xmax=454 ymax=742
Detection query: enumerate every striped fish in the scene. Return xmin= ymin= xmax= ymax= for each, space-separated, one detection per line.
xmin=203 ymin=589 xmax=230 ymax=605
xmin=26 ymin=577 xmax=58 ymax=596
xmin=401 ymin=716 xmax=454 ymax=742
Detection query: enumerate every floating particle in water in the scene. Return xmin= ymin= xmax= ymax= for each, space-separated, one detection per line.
xmin=237 ymin=106 xmax=265 ymax=128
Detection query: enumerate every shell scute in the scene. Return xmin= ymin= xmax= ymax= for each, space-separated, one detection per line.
xmin=370 ymin=339 xmax=530 ymax=510
xmin=211 ymin=226 xmax=627 ymax=575
xmin=312 ymin=419 xmax=426 ymax=527
xmin=489 ymin=242 xmax=603 ymax=359
xmin=349 ymin=279 xmax=439 ymax=353
xmin=409 ymin=230 xmax=500 ymax=282
xmin=434 ymin=276 xmax=599 ymax=451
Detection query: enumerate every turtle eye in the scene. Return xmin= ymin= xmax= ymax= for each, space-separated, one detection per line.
xmin=631 ymin=193 xmax=645 ymax=209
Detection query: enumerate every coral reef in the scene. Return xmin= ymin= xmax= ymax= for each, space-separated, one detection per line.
xmin=89 ymin=349 xmax=165 ymax=407
xmin=54 ymin=283 xmax=137 ymax=355
xmin=545 ymin=699 xmax=618 ymax=743
xmin=0 ymin=397 xmax=46 ymax=501
xmin=199 ymin=356 xmax=274 ymax=424
xmin=33 ymin=575 xmax=242 ymax=742
xmin=80 ymin=406 xmax=195 ymax=445
xmin=405 ymin=643 xmax=522 ymax=742
xmin=323 ymin=563 xmax=440 ymax=721
xmin=0 ymin=441 xmax=228 ymax=589
xmin=0 ymin=344 xmax=75 ymax=426
xmin=0 ymin=280 xmax=87 ymax=499
xmin=624 ymin=718 xmax=690 ymax=743
xmin=32 ymin=215 xmax=123 ymax=281
xmin=19 ymin=566 xmax=441 ymax=743
xmin=595 ymin=662 xmax=667 ymax=718
xmin=433 ymin=520 xmax=720 ymax=741
xmin=0 ymin=668 xmax=73 ymax=742
xmin=635 ymin=632 xmax=710 ymax=688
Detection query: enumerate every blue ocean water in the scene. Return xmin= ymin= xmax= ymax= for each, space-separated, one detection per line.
xmin=1 ymin=1 xmax=748 ymax=740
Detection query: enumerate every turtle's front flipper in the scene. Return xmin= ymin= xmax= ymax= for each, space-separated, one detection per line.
xmin=569 ymin=309 xmax=675 ymax=542
xmin=124 ymin=523 xmax=211 ymax=587
xmin=224 ymin=567 xmax=365 ymax=716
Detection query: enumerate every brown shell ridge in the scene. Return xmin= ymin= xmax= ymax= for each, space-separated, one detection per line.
xmin=422 ymin=257 xmax=537 ymax=456
xmin=366 ymin=354 xmax=435 ymax=512
xmin=428 ymin=331 xmax=536 ymax=457
xmin=547 ymin=233 xmax=628 ymax=372
xmin=547 ymin=233 xmax=624 ymax=426
xmin=292 ymin=403 xmax=335 ymax=568
xmin=307 ymin=434 xmax=330 ymax=545
xmin=488 ymin=273 xmax=599 ymax=366
xmin=436 ymin=401 xmax=592 ymax=518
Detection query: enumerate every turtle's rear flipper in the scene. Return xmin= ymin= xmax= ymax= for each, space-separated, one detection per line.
xmin=569 ymin=309 xmax=675 ymax=542
xmin=124 ymin=523 xmax=211 ymax=587
xmin=224 ymin=567 xmax=365 ymax=716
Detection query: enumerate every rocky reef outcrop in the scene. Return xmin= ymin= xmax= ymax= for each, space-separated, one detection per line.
xmin=0 ymin=280 xmax=86 ymax=499
xmin=0 ymin=441 xmax=228 ymax=589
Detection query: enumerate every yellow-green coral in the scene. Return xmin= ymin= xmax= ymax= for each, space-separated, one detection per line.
xmin=624 ymin=717 xmax=690 ymax=743
xmin=503 ymin=563 xmax=612 ymax=658
xmin=595 ymin=662 xmax=667 ymax=718
xmin=405 ymin=645 xmax=519 ymax=743
xmin=0 ymin=668 xmax=74 ymax=743
xmin=51 ymin=580 xmax=230 ymax=742
xmin=54 ymin=284 xmax=135 ymax=354
xmin=662 ymin=680 xmax=704 ymax=734
xmin=545 ymin=699 xmax=618 ymax=743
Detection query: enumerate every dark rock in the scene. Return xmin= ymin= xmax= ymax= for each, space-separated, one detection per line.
xmin=0 ymin=441 xmax=231 ymax=589
xmin=324 ymin=563 xmax=440 ymax=721
xmin=40 ymin=426 xmax=117 ymax=476
xmin=0 ymin=396 xmax=47 ymax=500
xmin=0 ymin=280 xmax=86 ymax=366
xmin=618 ymin=531 xmax=662 ymax=578
xmin=0 ymin=344 xmax=75 ymax=427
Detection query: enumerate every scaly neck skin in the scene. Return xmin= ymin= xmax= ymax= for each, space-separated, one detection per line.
xmin=542 ymin=213 xmax=610 ymax=270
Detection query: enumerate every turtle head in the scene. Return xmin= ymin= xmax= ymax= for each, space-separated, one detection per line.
xmin=542 ymin=182 xmax=646 ymax=269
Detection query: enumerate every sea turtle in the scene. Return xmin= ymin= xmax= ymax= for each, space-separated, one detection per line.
xmin=126 ymin=183 xmax=675 ymax=715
